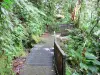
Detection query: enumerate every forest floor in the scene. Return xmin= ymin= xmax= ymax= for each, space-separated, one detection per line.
xmin=16 ymin=33 xmax=56 ymax=75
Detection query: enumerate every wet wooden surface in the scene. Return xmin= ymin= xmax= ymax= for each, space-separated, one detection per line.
xmin=20 ymin=33 xmax=56 ymax=75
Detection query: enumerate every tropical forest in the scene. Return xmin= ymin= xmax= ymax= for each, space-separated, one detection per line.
xmin=0 ymin=0 xmax=100 ymax=75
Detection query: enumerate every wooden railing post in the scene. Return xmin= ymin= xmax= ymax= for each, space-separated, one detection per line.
xmin=54 ymin=39 xmax=66 ymax=75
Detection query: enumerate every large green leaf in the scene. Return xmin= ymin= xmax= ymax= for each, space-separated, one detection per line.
xmin=88 ymin=66 xmax=98 ymax=73
xmin=85 ymin=52 xmax=97 ymax=60
xmin=72 ymin=72 xmax=79 ymax=75
xmin=93 ymin=60 xmax=100 ymax=66
xmin=80 ymin=62 xmax=88 ymax=70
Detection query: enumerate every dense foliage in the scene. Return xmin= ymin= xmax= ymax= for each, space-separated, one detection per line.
xmin=64 ymin=0 xmax=100 ymax=75
xmin=0 ymin=0 xmax=100 ymax=75
xmin=0 ymin=0 xmax=46 ymax=74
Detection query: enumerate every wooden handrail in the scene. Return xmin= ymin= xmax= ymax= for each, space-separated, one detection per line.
xmin=54 ymin=38 xmax=66 ymax=75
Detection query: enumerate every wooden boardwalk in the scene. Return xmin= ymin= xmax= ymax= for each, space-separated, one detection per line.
xmin=20 ymin=33 xmax=56 ymax=75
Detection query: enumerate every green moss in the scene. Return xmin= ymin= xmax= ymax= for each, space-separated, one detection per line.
xmin=32 ymin=35 xmax=41 ymax=43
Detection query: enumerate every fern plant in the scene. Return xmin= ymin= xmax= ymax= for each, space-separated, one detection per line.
xmin=0 ymin=0 xmax=46 ymax=74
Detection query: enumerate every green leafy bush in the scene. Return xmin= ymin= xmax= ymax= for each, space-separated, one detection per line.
xmin=0 ymin=0 xmax=46 ymax=74
xmin=64 ymin=0 xmax=100 ymax=75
